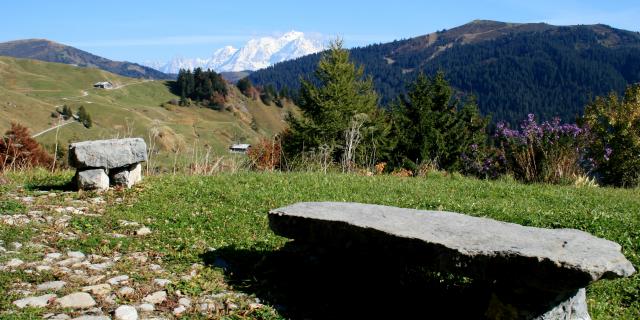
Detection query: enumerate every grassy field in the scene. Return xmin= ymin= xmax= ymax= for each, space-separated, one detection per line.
xmin=0 ymin=56 xmax=297 ymax=168
xmin=0 ymin=171 xmax=638 ymax=319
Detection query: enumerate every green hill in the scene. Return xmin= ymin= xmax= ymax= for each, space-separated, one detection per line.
xmin=0 ymin=39 xmax=172 ymax=79
xmin=0 ymin=56 xmax=297 ymax=168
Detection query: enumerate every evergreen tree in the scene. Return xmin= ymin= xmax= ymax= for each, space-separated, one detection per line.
xmin=77 ymin=106 xmax=93 ymax=128
xmin=391 ymin=72 xmax=488 ymax=171
xmin=283 ymin=39 xmax=381 ymax=163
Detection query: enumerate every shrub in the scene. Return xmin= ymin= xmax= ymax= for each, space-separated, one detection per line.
xmin=495 ymin=114 xmax=587 ymax=183
xmin=460 ymin=145 xmax=506 ymax=179
xmin=247 ymin=137 xmax=282 ymax=171
xmin=0 ymin=123 xmax=54 ymax=171
xmin=583 ymin=84 xmax=640 ymax=187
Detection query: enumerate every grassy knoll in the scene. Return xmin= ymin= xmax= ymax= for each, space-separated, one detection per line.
xmin=0 ymin=56 xmax=297 ymax=168
xmin=0 ymin=171 xmax=638 ymax=319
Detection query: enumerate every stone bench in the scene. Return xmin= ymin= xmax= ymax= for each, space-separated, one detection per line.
xmin=269 ymin=202 xmax=636 ymax=320
xmin=68 ymin=138 xmax=147 ymax=191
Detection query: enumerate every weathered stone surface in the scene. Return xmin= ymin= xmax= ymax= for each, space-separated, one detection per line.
xmin=82 ymin=284 xmax=111 ymax=296
xmin=269 ymin=202 xmax=636 ymax=319
xmin=36 ymin=280 xmax=66 ymax=291
xmin=69 ymin=138 xmax=147 ymax=169
xmin=269 ymin=202 xmax=635 ymax=290
xmin=77 ymin=169 xmax=109 ymax=191
xmin=13 ymin=294 xmax=56 ymax=308
xmin=110 ymin=163 xmax=142 ymax=188
xmin=115 ymin=305 xmax=138 ymax=320
xmin=56 ymin=292 xmax=96 ymax=308
xmin=142 ymin=290 xmax=167 ymax=304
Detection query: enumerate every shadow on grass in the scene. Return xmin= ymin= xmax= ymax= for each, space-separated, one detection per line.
xmin=23 ymin=177 xmax=76 ymax=192
xmin=201 ymin=242 xmax=492 ymax=319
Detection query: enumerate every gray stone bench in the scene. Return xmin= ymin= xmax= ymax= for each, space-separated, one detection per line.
xmin=269 ymin=202 xmax=636 ymax=320
xmin=69 ymin=138 xmax=147 ymax=191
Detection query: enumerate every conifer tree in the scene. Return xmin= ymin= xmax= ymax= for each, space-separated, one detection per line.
xmin=283 ymin=39 xmax=379 ymax=162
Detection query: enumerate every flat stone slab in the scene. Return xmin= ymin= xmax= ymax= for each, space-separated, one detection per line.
xmin=69 ymin=138 xmax=147 ymax=169
xmin=269 ymin=202 xmax=635 ymax=291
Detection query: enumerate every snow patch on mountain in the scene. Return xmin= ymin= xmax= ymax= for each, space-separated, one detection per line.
xmin=144 ymin=31 xmax=322 ymax=73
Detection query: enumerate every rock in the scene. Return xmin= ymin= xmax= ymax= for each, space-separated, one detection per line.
xmin=152 ymin=278 xmax=171 ymax=287
xmin=37 ymin=265 xmax=53 ymax=272
xmin=269 ymin=202 xmax=637 ymax=320
xmin=115 ymin=305 xmax=138 ymax=320
xmin=71 ymin=316 xmax=110 ymax=320
xmin=178 ymin=297 xmax=191 ymax=307
xmin=88 ymin=261 xmax=113 ymax=271
xmin=82 ymin=284 xmax=112 ymax=296
xmin=69 ymin=138 xmax=147 ymax=169
xmin=118 ymin=286 xmax=135 ymax=296
xmin=173 ymin=305 xmax=187 ymax=316
xmin=142 ymin=291 xmax=167 ymax=304
xmin=37 ymin=280 xmax=66 ymax=291
xmin=49 ymin=314 xmax=71 ymax=320
xmin=10 ymin=242 xmax=22 ymax=250
xmin=135 ymin=227 xmax=151 ymax=236
xmin=77 ymin=169 xmax=109 ymax=191
xmin=138 ymin=303 xmax=154 ymax=312
xmin=6 ymin=258 xmax=24 ymax=268
xmin=45 ymin=252 xmax=63 ymax=260
xmin=67 ymin=251 xmax=86 ymax=259
xmin=13 ymin=294 xmax=56 ymax=308
xmin=57 ymin=292 xmax=96 ymax=309
xmin=108 ymin=275 xmax=129 ymax=285
xmin=111 ymin=163 xmax=142 ymax=188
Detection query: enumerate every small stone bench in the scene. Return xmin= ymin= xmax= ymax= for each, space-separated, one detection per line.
xmin=269 ymin=202 xmax=636 ymax=320
xmin=69 ymin=138 xmax=147 ymax=191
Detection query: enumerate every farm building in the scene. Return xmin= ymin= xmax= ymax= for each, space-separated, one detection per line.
xmin=93 ymin=81 xmax=113 ymax=89
xmin=229 ymin=144 xmax=251 ymax=153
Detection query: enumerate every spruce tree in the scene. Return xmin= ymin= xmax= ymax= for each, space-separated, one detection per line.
xmin=391 ymin=72 xmax=488 ymax=171
xmin=283 ymin=39 xmax=379 ymax=161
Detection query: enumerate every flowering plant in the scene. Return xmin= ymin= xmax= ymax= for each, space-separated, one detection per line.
xmin=495 ymin=114 xmax=588 ymax=183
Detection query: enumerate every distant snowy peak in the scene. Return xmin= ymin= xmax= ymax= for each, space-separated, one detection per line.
xmin=145 ymin=31 xmax=323 ymax=73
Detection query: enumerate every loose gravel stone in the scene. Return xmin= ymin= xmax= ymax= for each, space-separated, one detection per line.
xmin=13 ymin=293 xmax=57 ymax=308
xmin=71 ymin=316 xmax=110 ymax=320
xmin=82 ymin=284 xmax=112 ymax=296
xmin=57 ymin=292 xmax=97 ymax=309
xmin=173 ymin=305 xmax=187 ymax=316
xmin=6 ymin=258 xmax=24 ymax=268
xmin=178 ymin=297 xmax=191 ymax=307
xmin=37 ymin=280 xmax=66 ymax=291
xmin=108 ymin=275 xmax=129 ymax=285
xmin=135 ymin=227 xmax=151 ymax=236
xmin=115 ymin=305 xmax=138 ymax=320
xmin=142 ymin=291 xmax=167 ymax=304
xmin=153 ymin=278 xmax=171 ymax=287
xmin=67 ymin=251 xmax=86 ymax=260
xmin=118 ymin=286 xmax=135 ymax=296
xmin=138 ymin=303 xmax=154 ymax=312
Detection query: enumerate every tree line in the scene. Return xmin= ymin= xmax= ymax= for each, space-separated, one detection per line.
xmin=175 ymin=68 xmax=228 ymax=107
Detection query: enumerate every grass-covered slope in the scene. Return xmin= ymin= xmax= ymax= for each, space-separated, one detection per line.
xmin=0 ymin=171 xmax=638 ymax=319
xmin=0 ymin=56 xmax=297 ymax=164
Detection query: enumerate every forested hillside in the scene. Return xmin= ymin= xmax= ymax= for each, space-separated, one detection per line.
xmin=249 ymin=21 xmax=640 ymax=124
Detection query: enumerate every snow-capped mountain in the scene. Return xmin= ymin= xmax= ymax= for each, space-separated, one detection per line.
xmin=144 ymin=31 xmax=323 ymax=73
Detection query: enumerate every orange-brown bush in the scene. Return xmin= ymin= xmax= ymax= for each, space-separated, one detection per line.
xmin=0 ymin=123 xmax=54 ymax=171
xmin=247 ymin=137 xmax=282 ymax=171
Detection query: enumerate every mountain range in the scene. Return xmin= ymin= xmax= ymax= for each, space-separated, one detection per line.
xmin=143 ymin=31 xmax=323 ymax=73
xmin=249 ymin=20 xmax=640 ymax=124
xmin=0 ymin=39 xmax=172 ymax=79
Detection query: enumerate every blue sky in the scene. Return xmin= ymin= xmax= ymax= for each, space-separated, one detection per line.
xmin=2 ymin=0 xmax=639 ymax=63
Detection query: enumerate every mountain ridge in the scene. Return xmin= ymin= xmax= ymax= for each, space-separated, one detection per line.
xmin=248 ymin=20 xmax=640 ymax=124
xmin=0 ymin=39 xmax=173 ymax=80
xmin=145 ymin=31 xmax=324 ymax=73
